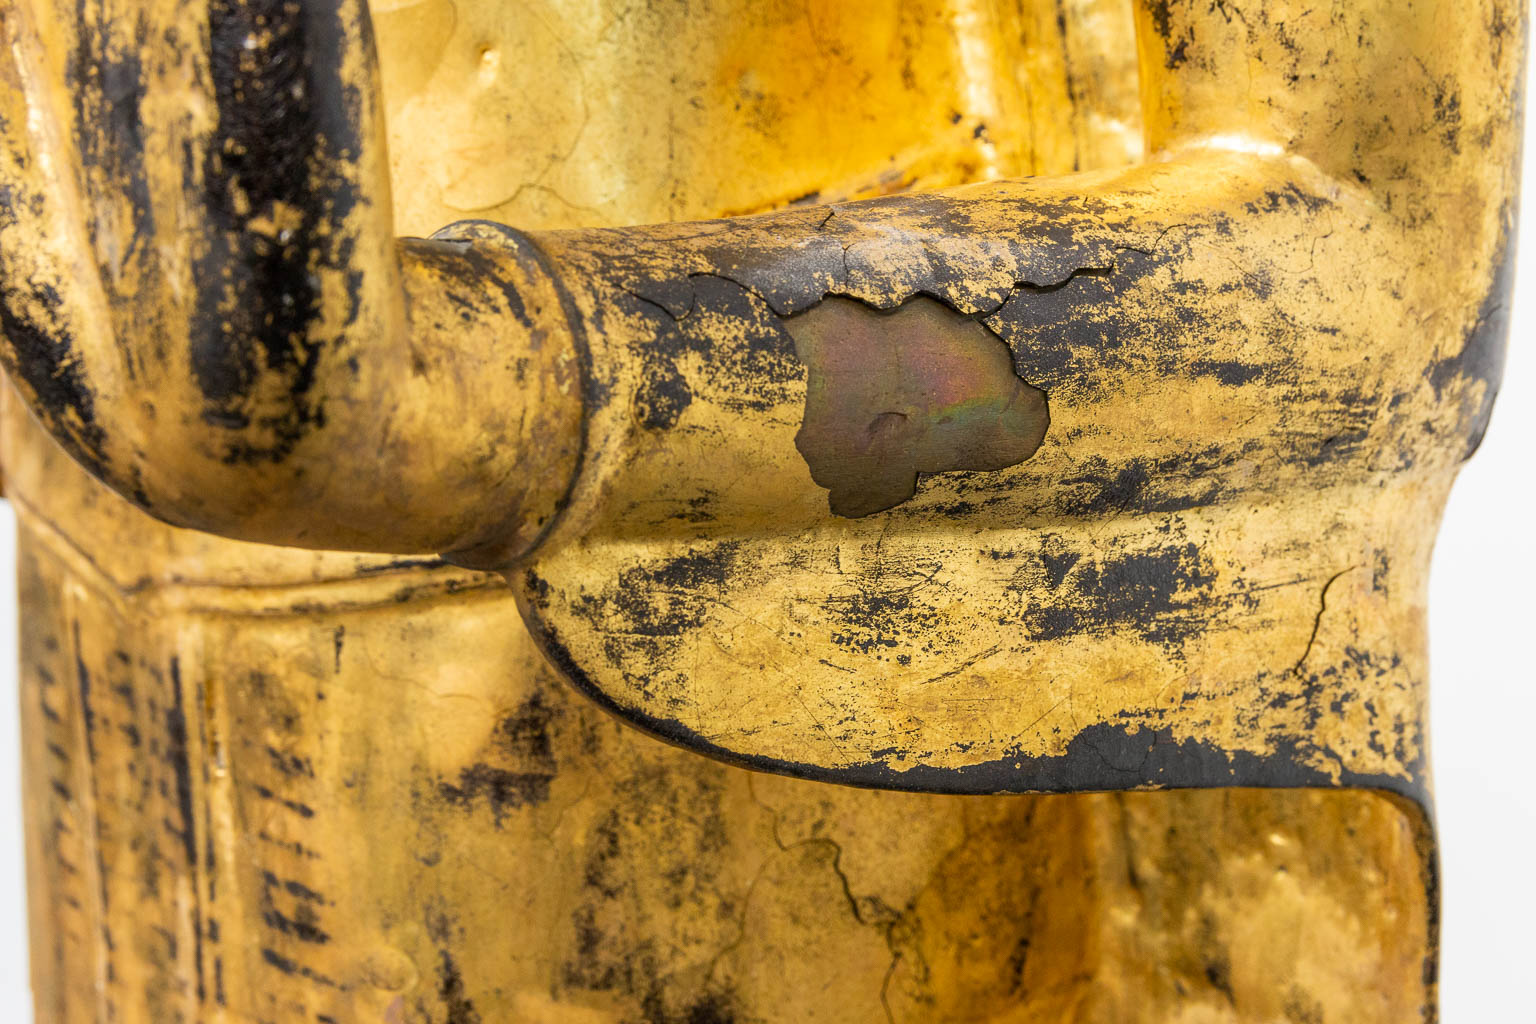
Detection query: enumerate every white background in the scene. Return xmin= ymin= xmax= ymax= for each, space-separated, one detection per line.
xmin=0 ymin=86 xmax=1531 ymax=1024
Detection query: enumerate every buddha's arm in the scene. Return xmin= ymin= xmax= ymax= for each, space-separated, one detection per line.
xmin=0 ymin=0 xmax=581 ymax=557
xmin=0 ymin=0 xmax=1518 ymax=570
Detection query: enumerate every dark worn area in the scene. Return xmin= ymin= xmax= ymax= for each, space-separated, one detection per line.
xmin=193 ymin=0 xmax=339 ymax=455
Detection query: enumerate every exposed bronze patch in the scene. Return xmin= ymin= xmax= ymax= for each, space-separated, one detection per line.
xmin=788 ymin=296 xmax=1049 ymax=517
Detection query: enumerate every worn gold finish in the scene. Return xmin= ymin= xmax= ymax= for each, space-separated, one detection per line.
xmin=0 ymin=0 xmax=1522 ymax=1022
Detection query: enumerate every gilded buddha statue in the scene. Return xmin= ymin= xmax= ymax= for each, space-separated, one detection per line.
xmin=0 ymin=0 xmax=1521 ymax=1020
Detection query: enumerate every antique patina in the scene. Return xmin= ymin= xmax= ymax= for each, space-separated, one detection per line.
xmin=0 ymin=0 xmax=1522 ymax=1020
